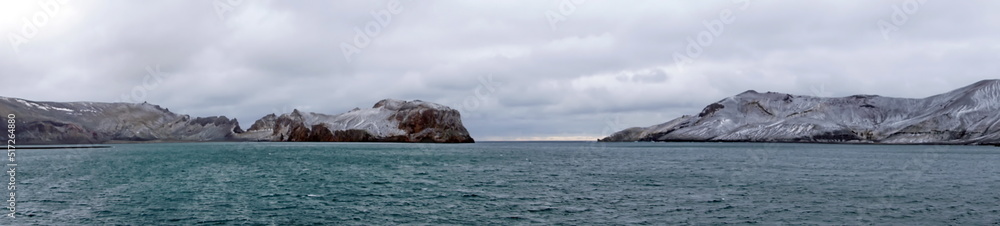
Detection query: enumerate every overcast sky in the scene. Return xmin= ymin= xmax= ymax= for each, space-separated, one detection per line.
xmin=1 ymin=1 xmax=998 ymax=141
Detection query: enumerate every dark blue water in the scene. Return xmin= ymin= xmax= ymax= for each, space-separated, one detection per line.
xmin=6 ymin=142 xmax=1000 ymax=225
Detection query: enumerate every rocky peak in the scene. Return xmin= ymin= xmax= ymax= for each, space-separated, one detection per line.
xmin=247 ymin=113 xmax=277 ymax=131
xmin=373 ymin=99 xmax=405 ymax=109
xmin=373 ymin=99 xmax=450 ymax=111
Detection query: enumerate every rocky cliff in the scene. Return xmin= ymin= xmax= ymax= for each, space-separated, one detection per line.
xmin=1 ymin=97 xmax=474 ymax=144
xmin=0 ymin=97 xmax=243 ymax=144
xmin=235 ymin=99 xmax=474 ymax=143
xmin=600 ymin=80 xmax=1000 ymax=145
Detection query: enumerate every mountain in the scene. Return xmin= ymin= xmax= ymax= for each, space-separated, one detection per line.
xmin=1 ymin=97 xmax=473 ymax=144
xmin=235 ymin=99 xmax=474 ymax=143
xmin=0 ymin=97 xmax=242 ymax=144
xmin=600 ymin=80 xmax=1000 ymax=145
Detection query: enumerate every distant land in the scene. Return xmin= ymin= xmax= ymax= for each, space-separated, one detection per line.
xmin=601 ymin=79 xmax=1000 ymax=145
xmin=0 ymin=97 xmax=473 ymax=144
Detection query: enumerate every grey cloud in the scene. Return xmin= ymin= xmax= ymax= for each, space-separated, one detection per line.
xmin=2 ymin=0 xmax=998 ymax=140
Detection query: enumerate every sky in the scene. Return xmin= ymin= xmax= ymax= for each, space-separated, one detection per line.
xmin=1 ymin=0 xmax=998 ymax=141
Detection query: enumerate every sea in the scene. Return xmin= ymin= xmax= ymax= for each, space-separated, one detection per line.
xmin=6 ymin=142 xmax=1000 ymax=225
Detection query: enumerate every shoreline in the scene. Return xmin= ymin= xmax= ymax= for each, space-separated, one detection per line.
xmin=598 ymin=140 xmax=1000 ymax=146
xmin=15 ymin=140 xmax=1000 ymax=147
xmin=15 ymin=146 xmax=112 ymax=150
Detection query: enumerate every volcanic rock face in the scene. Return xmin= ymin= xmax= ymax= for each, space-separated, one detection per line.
xmin=236 ymin=99 xmax=475 ymax=143
xmin=600 ymin=80 xmax=1000 ymax=145
xmin=0 ymin=97 xmax=243 ymax=144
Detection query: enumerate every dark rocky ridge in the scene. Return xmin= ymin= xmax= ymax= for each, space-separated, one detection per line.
xmin=1 ymin=97 xmax=473 ymax=144
xmin=600 ymin=79 xmax=1000 ymax=145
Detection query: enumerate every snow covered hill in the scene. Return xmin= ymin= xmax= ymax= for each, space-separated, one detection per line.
xmin=600 ymin=80 xmax=1000 ymax=145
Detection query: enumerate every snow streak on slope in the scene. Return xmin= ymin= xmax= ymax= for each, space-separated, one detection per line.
xmin=601 ymin=80 xmax=1000 ymax=145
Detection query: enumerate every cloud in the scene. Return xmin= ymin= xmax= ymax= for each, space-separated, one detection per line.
xmin=2 ymin=0 xmax=998 ymax=140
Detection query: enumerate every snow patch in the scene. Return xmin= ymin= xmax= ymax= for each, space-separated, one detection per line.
xmin=374 ymin=99 xmax=451 ymax=111
xmin=15 ymin=99 xmax=76 ymax=113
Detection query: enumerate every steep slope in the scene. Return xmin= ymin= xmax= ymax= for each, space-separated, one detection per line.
xmin=236 ymin=99 xmax=475 ymax=143
xmin=0 ymin=97 xmax=243 ymax=144
xmin=600 ymin=80 xmax=1000 ymax=145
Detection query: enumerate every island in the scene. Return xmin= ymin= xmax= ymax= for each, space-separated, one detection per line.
xmin=600 ymin=79 xmax=1000 ymax=145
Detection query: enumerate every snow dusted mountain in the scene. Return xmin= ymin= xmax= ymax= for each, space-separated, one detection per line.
xmin=0 ymin=97 xmax=473 ymax=144
xmin=0 ymin=97 xmax=242 ymax=144
xmin=600 ymin=80 xmax=1000 ymax=145
xmin=236 ymin=99 xmax=474 ymax=143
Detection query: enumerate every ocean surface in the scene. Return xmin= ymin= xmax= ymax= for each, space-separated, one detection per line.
xmin=7 ymin=142 xmax=1000 ymax=225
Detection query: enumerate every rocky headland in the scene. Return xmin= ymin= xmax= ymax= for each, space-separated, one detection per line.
xmin=600 ymin=80 xmax=1000 ymax=145
xmin=0 ymin=97 xmax=473 ymax=144
xmin=235 ymin=99 xmax=474 ymax=143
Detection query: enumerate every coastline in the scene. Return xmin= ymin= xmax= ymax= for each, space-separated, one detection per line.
xmin=14 ymin=145 xmax=112 ymax=149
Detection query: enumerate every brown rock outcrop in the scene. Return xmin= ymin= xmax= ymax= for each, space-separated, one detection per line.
xmin=237 ymin=99 xmax=474 ymax=143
